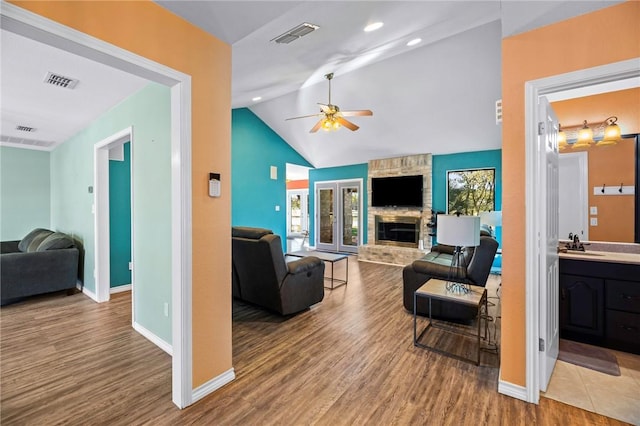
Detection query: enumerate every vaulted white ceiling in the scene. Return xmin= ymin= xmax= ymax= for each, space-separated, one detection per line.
xmin=1 ymin=1 xmax=624 ymax=167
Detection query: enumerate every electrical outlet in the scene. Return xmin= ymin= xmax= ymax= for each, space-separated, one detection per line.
xmin=128 ymin=262 xmax=133 ymax=270
xmin=590 ymin=217 xmax=598 ymax=226
xmin=164 ymin=303 xmax=169 ymax=317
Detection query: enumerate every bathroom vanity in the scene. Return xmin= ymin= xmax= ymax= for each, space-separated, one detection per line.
xmin=559 ymin=250 xmax=640 ymax=355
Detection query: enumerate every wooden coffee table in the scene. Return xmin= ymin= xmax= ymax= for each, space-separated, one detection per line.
xmin=413 ymin=278 xmax=487 ymax=365
xmin=286 ymin=250 xmax=348 ymax=289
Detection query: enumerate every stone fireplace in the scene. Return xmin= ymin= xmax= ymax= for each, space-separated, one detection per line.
xmin=358 ymin=154 xmax=433 ymax=265
xmin=375 ymin=215 xmax=421 ymax=248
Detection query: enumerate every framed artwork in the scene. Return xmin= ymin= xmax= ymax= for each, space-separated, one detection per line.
xmin=447 ymin=168 xmax=495 ymax=215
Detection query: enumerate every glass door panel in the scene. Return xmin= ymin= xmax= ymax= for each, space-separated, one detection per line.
xmin=289 ymin=193 xmax=302 ymax=234
xmin=340 ymin=186 xmax=359 ymax=252
xmin=319 ymin=188 xmax=334 ymax=245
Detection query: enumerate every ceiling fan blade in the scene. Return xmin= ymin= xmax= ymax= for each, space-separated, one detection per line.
xmin=310 ymin=119 xmax=324 ymax=133
xmin=285 ymin=113 xmax=323 ymax=121
xmin=336 ymin=117 xmax=359 ymax=131
xmin=340 ymin=109 xmax=373 ymax=117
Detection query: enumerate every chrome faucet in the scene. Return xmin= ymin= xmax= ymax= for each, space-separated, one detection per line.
xmin=565 ymin=233 xmax=585 ymax=251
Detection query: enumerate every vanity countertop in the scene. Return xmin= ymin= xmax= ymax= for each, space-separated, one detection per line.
xmin=559 ymin=250 xmax=640 ymax=265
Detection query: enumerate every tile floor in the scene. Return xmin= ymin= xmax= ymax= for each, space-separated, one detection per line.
xmin=542 ymin=345 xmax=640 ymax=425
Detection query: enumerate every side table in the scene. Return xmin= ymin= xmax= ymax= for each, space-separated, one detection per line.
xmin=413 ymin=278 xmax=488 ymax=365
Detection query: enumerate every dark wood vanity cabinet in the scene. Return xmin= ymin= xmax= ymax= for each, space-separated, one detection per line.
xmin=559 ymin=258 xmax=640 ymax=355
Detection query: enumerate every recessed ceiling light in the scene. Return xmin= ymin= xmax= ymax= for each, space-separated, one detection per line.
xmin=407 ymin=38 xmax=422 ymax=47
xmin=364 ymin=22 xmax=384 ymax=32
xmin=252 ymin=96 xmax=262 ymax=102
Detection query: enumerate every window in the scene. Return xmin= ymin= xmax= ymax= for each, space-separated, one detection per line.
xmin=447 ymin=168 xmax=495 ymax=215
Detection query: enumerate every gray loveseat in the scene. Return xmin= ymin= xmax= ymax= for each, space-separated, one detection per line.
xmin=232 ymin=227 xmax=325 ymax=315
xmin=403 ymin=233 xmax=498 ymax=322
xmin=1 ymin=228 xmax=80 ymax=305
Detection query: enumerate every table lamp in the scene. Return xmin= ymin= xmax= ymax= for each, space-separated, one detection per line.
xmin=436 ymin=214 xmax=481 ymax=294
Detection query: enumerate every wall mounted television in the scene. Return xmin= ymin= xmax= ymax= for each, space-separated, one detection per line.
xmin=371 ymin=175 xmax=423 ymax=208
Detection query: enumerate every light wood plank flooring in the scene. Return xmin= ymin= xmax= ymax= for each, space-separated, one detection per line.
xmin=1 ymin=258 xmax=629 ymax=425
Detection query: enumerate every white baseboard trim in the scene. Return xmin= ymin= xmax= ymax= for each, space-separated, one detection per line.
xmin=191 ymin=368 xmax=235 ymax=404
xmin=498 ymin=378 xmax=528 ymax=402
xmin=110 ymin=284 xmax=132 ymax=294
xmin=133 ymin=321 xmax=173 ymax=356
xmin=78 ymin=282 xmax=99 ymax=302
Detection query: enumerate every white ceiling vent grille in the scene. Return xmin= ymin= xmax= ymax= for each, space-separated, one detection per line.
xmin=0 ymin=135 xmax=56 ymax=150
xmin=44 ymin=72 xmax=79 ymax=89
xmin=16 ymin=125 xmax=36 ymax=132
xmin=271 ymin=22 xmax=319 ymax=44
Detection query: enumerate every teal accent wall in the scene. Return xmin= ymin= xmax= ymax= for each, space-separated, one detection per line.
xmin=432 ymin=149 xmax=502 ymax=269
xmin=308 ymin=163 xmax=369 ymax=246
xmin=0 ymin=147 xmax=51 ymax=241
xmin=51 ymin=83 xmax=172 ymax=344
xmin=109 ymin=142 xmax=132 ymax=288
xmin=232 ymin=108 xmax=313 ymax=247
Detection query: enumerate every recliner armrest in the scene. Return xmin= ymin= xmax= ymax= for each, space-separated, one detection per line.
xmin=1 ymin=240 xmax=20 ymax=254
xmin=287 ymin=256 xmax=323 ymax=275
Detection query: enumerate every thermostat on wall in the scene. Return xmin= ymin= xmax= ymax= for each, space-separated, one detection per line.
xmin=209 ymin=173 xmax=221 ymax=198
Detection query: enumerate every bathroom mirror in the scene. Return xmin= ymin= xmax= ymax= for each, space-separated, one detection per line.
xmin=559 ymin=134 xmax=639 ymax=244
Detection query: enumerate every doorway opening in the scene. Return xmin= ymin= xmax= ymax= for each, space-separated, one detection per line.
xmin=523 ymin=58 xmax=640 ymax=405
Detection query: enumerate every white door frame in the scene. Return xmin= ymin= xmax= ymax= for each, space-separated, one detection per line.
xmin=523 ymin=58 xmax=640 ymax=403
xmin=94 ymin=128 xmax=134 ymax=304
xmin=1 ymin=4 xmax=194 ymax=408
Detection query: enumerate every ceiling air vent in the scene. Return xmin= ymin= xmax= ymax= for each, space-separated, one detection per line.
xmin=271 ymin=22 xmax=319 ymax=44
xmin=44 ymin=72 xmax=79 ymax=89
xmin=16 ymin=125 xmax=36 ymax=132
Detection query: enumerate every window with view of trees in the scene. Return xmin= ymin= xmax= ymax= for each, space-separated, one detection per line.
xmin=447 ymin=168 xmax=495 ymax=215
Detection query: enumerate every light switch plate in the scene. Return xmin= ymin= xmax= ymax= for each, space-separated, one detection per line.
xmin=590 ymin=206 xmax=598 ymax=215
xmin=275 ymin=205 xmax=280 ymax=211
xmin=590 ymin=217 xmax=598 ymax=226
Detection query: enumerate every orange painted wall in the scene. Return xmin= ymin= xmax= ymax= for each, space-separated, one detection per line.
xmin=286 ymin=179 xmax=309 ymax=190
xmin=502 ymin=2 xmax=640 ymax=387
xmin=555 ymin=88 xmax=639 ymax=242
xmin=9 ymin=1 xmax=233 ymax=388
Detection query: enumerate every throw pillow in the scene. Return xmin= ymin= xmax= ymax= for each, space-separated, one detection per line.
xmin=18 ymin=228 xmax=53 ymax=252
xmin=36 ymin=232 xmax=75 ymax=251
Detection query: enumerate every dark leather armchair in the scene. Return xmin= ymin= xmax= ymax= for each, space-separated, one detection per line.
xmin=232 ymin=227 xmax=325 ymax=315
xmin=403 ymin=235 xmax=499 ymax=322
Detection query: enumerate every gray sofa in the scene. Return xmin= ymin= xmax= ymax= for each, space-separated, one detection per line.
xmin=403 ymin=234 xmax=499 ymax=322
xmin=232 ymin=227 xmax=325 ymax=315
xmin=1 ymin=228 xmax=80 ymax=305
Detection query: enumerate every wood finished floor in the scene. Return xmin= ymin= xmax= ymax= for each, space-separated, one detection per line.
xmin=1 ymin=259 xmax=630 ymax=425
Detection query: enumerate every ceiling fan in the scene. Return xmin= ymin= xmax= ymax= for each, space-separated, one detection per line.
xmin=286 ymin=72 xmax=373 ymax=133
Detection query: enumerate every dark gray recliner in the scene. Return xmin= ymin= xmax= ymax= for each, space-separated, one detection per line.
xmin=232 ymin=227 xmax=324 ymax=315
xmin=1 ymin=228 xmax=80 ymax=305
xmin=403 ymin=235 xmax=499 ymax=322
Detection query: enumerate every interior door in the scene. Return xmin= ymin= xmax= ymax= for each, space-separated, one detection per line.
xmin=316 ymin=184 xmax=336 ymax=251
xmin=539 ymin=96 xmax=560 ymax=392
xmin=338 ymin=183 xmax=360 ymax=253
xmin=558 ymin=152 xmax=589 ymax=241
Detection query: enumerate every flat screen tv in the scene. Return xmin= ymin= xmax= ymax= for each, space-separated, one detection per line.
xmin=371 ymin=175 xmax=423 ymax=208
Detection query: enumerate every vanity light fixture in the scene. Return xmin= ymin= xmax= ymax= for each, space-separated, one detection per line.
xmin=561 ymin=116 xmax=622 ymax=149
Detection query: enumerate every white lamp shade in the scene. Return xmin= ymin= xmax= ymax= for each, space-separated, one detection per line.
xmin=437 ymin=215 xmax=481 ymax=247
xmin=480 ymin=210 xmax=502 ymax=227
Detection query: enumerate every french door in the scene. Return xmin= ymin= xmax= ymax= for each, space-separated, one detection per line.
xmin=315 ymin=180 xmax=362 ymax=253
